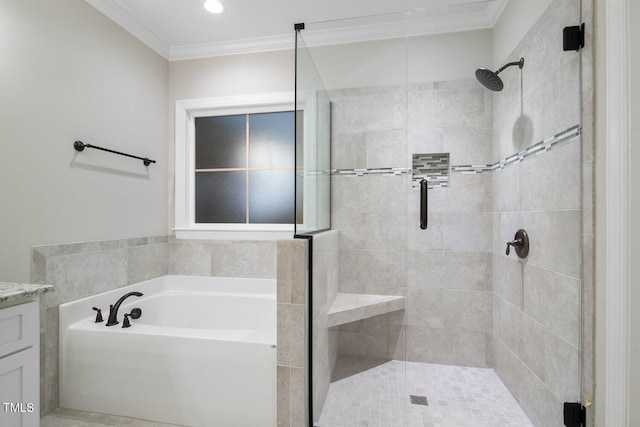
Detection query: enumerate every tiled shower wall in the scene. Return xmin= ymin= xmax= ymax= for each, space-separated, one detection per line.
xmin=308 ymin=231 xmax=340 ymax=423
xmin=331 ymin=78 xmax=494 ymax=367
xmin=32 ymin=236 xmax=277 ymax=417
xmin=274 ymin=231 xmax=340 ymax=427
xmin=328 ymin=2 xmax=593 ymax=426
xmin=581 ymin=0 xmax=595 ymax=425
xmin=490 ymin=1 xmax=585 ymax=426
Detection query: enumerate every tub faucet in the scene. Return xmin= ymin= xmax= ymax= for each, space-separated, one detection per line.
xmin=106 ymin=291 xmax=143 ymax=326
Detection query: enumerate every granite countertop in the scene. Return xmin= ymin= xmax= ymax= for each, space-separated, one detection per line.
xmin=0 ymin=282 xmax=53 ymax=304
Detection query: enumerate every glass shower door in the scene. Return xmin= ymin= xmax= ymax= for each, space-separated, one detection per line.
xmin=301 ymin=1 xmax=587 ymax=425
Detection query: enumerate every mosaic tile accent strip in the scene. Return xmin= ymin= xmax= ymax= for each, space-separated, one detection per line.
xmin=318 ymin=360 xmax=534 ymax=427
xmin=452 ymin=125 xmax=580 ymax=174
xmin=327 ymin=125 xmax=579 ymax=182
xmin=331 ymin=167 xmax=411 ymax=177
xmin=412 ymin=153 xmax=450 ymax=189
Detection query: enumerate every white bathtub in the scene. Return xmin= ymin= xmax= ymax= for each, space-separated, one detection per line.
xmin=59 ymin=275 xmax=276 ymax=427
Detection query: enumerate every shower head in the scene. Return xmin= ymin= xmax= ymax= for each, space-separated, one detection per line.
xmin=475 ymin=68 xmax=504 ymax=91
xmin=475 ymin=57 xmax=524 ymax=92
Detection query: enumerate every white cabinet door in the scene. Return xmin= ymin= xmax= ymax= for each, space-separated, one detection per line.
xmin=0 ymin=345 xmax=40 ymax=427
xmin=0 ymin=301 xmax=38 ymax=357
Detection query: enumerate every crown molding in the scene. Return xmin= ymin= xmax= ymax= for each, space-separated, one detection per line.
xmin=169 ymin=33 xmax=295 ymax=61
xmin=299 ymin=8 xmax=501 ymax=49
xmin=488 ymin=0 xmax=509 ymax=27
xmin=87 ymin=0 xmax=507 ymax=62
xmin=170 ymin=4 xmax=504 ymax=61
xmin=86 ymin=0 xmax=170 ymax=59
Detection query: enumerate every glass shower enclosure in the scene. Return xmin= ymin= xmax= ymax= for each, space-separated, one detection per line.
xmin=294 ymin=26 xmax=331 ymax=236
xmin=295 ymin=1 xmax=587 ymax=426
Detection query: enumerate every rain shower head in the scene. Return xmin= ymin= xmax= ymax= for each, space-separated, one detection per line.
xmin=475 ymin=57 xmax=524 ymax=92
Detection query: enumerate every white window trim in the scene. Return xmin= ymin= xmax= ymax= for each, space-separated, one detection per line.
xmin=173 ymin=91 xmax=316 ymax=240
xmin=601 ymin=0 xmax=632 ymax=425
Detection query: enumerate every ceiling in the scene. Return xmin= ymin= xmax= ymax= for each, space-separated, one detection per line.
xmin=86 ymin=0 xmax=508 ymax=61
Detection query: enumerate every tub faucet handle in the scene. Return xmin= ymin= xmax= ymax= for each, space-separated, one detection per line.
xmin=122 ymin=313 xmax=131 ymax=328
xmin=128 ymin=308 xmax=142 ymax=319
xmin=92 ymin=307 xmax=103 ymax=323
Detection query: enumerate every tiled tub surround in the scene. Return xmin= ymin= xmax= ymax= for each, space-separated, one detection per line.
xmin=32 ymin=235 xmax=278 ymax=417
xmin=277 ymin=237 xmax=312 ymax=427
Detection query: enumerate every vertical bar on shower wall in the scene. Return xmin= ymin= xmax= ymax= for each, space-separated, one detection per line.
xmin=420 ymin=179 xmax=428 ymax=230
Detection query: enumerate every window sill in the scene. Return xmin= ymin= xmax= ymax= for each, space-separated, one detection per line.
xmin=173 ymin=227 xmax=295 ymax=241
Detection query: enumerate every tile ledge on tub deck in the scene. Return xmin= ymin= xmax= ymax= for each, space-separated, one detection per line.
xmin=0 ymin=282 xmax=53 ymax=304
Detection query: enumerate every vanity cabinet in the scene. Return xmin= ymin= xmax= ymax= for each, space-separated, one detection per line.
xmin=0 ymin=301 xmax=39 ymax=427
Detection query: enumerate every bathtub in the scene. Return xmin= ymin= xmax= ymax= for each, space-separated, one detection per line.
xmin=59 ymin=275 xmax=276 ymax=427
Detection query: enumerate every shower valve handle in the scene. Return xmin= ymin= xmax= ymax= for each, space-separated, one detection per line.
xmin=505 ymin=229 xmax=530 ymax=258
xmin=505 ymin=239 xmax=523 ymax=255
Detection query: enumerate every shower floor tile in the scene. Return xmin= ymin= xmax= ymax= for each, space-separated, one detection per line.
xmin=317 ymin=360 xmax=533 ymax=427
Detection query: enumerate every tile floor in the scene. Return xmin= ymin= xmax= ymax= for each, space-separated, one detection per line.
xmin=41 ymin=408 xmax=182 ymax=427
xmin=41 ymin=361 xmax=533 ymax=427
xmin=317 ymin=360 xmax=534 ymax=427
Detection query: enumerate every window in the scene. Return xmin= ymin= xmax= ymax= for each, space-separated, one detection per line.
xmin=194 ymin=112 xmax=296 ymax=224
xmin=174 ymin=92 xmax=307 ymax=240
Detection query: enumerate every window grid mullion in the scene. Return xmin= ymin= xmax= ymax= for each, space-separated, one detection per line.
xmin=245 ymin=114 xmax=250 ymax=224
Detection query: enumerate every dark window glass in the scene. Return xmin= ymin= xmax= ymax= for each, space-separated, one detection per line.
xmin=195 ymin=171 xmax=246 ymax=223
xmin=195 ymin=115 xmax=246 ymax=169
xmin=249 ymin=112 xmax=295 ymax=168
xmin=248 ymin=170 xmax=294 ymax=224
xmin=194 ymin=111 xmax=298 ymax=225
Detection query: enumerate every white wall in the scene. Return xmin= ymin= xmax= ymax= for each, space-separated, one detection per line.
xmin=169 ymin=51 xmax=294 ymax=100
xmin=167 ymin=50 xmax=295 ymax=229
xmin=0 ymin=0 xmax=169 ymax=282
xmin=492 ymin=0 xmax=553 ymax=66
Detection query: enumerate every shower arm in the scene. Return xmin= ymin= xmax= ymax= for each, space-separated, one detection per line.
xmin=495 ymin=58 xmax=525 ymax=75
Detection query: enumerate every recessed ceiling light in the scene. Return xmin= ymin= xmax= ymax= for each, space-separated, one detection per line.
xmin=204 ymin=0 xmax=224 ymax=14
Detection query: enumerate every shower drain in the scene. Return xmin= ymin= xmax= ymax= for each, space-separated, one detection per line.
xmin=410 ymin=395 xmax=429 ymax=406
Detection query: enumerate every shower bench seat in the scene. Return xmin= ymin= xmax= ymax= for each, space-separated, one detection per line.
xmin=327 ymin=293 xmax=405 ymax=327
